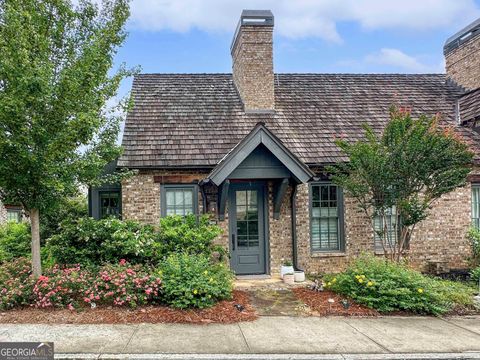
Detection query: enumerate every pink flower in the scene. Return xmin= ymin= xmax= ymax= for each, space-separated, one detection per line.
xmin=84 ymin=297 xmax=91 ymax=303
xmin=119 ymin=259 xmax=127 ymax=266
xmin=68 ymin=304 xmax=75 ymax=311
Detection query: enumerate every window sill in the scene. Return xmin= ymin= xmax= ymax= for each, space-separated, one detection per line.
xmin=310 ymin=251 xmax=346 ymax=258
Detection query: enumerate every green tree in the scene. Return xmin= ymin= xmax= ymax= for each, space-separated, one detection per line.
xmin=329 ymin=107 xmax=474 ymax=261
xmin=0 ymin=0 xmax=134 ymax=276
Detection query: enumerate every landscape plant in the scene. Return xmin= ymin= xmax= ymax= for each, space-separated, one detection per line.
xmin=0 ymin=221 xmax=31 ymax=263
xmin=159 ymin=253 xmax=234 ymax=309
xmin=467 ymin=226 xmax=480 ymax=267
xmin=324 ymin=256 xmax=475 ymax=315
xmin=0 ymin=0 xmax=135 ymax=276
xmin=329 ymin=107 xmax=473 ymax=261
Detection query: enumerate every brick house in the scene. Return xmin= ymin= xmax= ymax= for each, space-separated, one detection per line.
xmin=89 ymin=10 xmax=480 ymax=276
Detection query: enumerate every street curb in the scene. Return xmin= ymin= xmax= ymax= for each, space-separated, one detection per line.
xmin=55 ymin=353 xmax=480 ymax=360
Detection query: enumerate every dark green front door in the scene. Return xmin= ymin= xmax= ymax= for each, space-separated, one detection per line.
xmin=229 ymin=182 xmax=266 ymax=275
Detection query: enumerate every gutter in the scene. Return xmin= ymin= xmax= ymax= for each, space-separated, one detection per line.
xmin=291 ymin=183 xmax=303 ymax=272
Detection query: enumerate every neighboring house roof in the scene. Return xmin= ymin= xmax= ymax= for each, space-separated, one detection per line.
xmin=459 ymin=88 xmax=480 ymax=124
xmin=118 ymin=73 xmax=480 ymax=168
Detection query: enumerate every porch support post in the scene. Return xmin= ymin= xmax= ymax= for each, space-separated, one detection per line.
xmin=273 ymin=178 xmax=289 ymax=220
xmin=218 ymin=179 xmax=230 ymax=221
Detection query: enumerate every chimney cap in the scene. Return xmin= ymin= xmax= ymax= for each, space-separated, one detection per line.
xmin=444 ymin=17 xmax=480 ymax=55
xmin=239 ymin=10 xmax=274 ymax=26
xmin=231 ymin=10 xmax=274 ymax=53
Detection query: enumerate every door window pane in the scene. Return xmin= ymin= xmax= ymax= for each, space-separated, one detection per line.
xmin=236 ymin=190 xmax=259 ymax=249
xmin=310 ymin=184 xmax=343 ymax=251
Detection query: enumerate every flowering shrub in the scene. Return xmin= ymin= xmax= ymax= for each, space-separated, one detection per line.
xmin=0 ymin=258 xmax=35 ymax=309
xmin=159 ymin=253 xmax=234 ymax=309
xmin=1 ymin=259 xmax=162 ymax=309
xmin=324 ymin=256 xmax=475 ymax=315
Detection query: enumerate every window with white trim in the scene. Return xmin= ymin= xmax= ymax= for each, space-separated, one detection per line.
xmin=6 ymin=208 xmax=22 ymax=222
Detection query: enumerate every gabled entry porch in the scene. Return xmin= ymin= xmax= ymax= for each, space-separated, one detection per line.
xmin=204 ymin=123 xmax=314 ymax=275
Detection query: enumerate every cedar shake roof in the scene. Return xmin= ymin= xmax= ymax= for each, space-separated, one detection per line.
xmin=118 ymin=73 xmax=480 ymax=168
xmin=459 ymin=88 xmax=480 ymax=124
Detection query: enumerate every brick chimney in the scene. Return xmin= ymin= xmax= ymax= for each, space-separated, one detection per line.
xmin=444 ymin=18 xmax=480 ymax=90
xmin=231 ymin=10 xmax=275 ymax=111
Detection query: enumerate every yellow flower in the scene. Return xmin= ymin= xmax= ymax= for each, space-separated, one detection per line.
xmin=332 ymin=278 xmax=337 ymax=283
xmin=204 ymin=270 xmax=208 ymax=275
xmin=355 ymin=275 xmax=360 ymax=279
xmin=361 ymin=275 xmax=366 ymax=279
xmin=193 ymin=289 xmax=198 ymax=295
xmin=209 ymin=277 xmax=213 ymax=283
xmin=358 ymin=278 xmax=364 ymax=283
xmin=417 ymin=288 xmax=424 ymax=294
xmin=327 ymin=282 xmax=332 ymax=286
xmin=367 ymin=281 xmax=373 ymax=287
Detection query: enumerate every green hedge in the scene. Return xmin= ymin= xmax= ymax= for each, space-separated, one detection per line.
xmin=0 ymin=222 xmax=31 ymax=263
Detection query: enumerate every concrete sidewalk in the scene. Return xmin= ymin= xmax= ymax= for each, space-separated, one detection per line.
xmin=1 ymin=316 xmax=480 ymax=357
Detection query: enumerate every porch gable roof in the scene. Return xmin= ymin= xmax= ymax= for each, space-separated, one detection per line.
xmin=207 ymin=123 xmax=314 ymax=185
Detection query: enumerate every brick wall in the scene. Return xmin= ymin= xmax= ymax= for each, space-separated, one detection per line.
xmin=445 ymin=33 xmax=480 ymax=90
xmin=122 ymin=170 xmax=473 ymax=275
xmin=0 ymin=200 xmax=6 ymax=224
xmin=231 ymin=25 xmax=275 ymax=111
xmin=121 ymin=170 xmax=208 ymax=225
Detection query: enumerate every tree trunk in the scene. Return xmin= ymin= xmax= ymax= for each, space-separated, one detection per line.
xmin=30 ymin=208 xmax=42 ymax=277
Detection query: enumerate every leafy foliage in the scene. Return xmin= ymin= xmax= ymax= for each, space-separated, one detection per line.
xmin=471 ymin=266 xmax=480 ymax=284
xmin=45 ymin=215 xmax=224 ymax=266
xmin=158 ymin=215 xmax=224 ymax=258
xmin=0 ymin=258 xmax=35 ymax=309
xmin=328 ymin=107 xmax=473 ymax=260
xmin=325 ymin=256 xmax=475 ymax=315
xmin=40 ymin=195 xmax=88 ymax=241
xmin=159 ymin=253 xmax=234 ymax=309
xmin=0 ymin=221 xmax=31 ymax=263
xmin=46 ymin=217 xmax=158 ymax=266
xmin=0 ymin=0 xmax=135 ymax=275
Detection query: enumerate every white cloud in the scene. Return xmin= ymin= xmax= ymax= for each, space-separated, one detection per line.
xmin=365 ymin=48 xmax=443 ymax=73
xmin=128 ymin=0 xmax=480 ymax=42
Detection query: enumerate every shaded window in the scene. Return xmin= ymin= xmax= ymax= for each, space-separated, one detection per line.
xmin=161 ymin=185 xmax=198 ymax=217
xmin=6 ymin=209 xmax=22 ymax=222
xmin=310 ymin=183 xmax=344 ymax=252
xmin=472 ymin=185 xmax=480 ymax=228
xmin=373 ymin=206 xmax=399 ymax=250
xmin=100 ymin=192 xmax=121 ymax=218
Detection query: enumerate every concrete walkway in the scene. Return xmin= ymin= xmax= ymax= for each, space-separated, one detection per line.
xmin=1 ymin=316 xmax=480 ymax=358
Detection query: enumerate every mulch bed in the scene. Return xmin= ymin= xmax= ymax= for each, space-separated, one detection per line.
xmin=0 ymin=290 xmax=258 ymax=324
xmin=293 ymin=288 xmax=379 ymax=316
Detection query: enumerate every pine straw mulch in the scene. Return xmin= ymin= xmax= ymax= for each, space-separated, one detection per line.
xmin=0 ymin=290 xmax=258 ymax=324
xmin=293 ymin=288 xmax=379 ymax=317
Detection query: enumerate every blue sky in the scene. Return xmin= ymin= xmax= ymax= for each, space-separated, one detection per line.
xmin=113 ymin=0 xmax=480 ymax=98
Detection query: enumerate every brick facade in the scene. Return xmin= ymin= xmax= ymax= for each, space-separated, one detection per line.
xmin=122 ymin=170 xmax=474 ymax=275
xmin=445 ymin=32 xmax=480 ymax=90
xmin=232 ymin=24 xmax=275 ymax=110
xmin=0 ymin=200 xmax=7 ymax=224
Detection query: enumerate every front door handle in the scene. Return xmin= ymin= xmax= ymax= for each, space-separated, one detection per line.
xmin=232 ymin=234 xmax=236 ymax=251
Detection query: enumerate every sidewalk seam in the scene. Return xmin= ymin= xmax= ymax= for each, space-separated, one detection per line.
xmin=342 ymin=320 xmax=392 ymax=354
xmin=439 ymin=317 xmax=480 ymax=337
xmin=237 ymin=323 xmax=252 ymax=353
xmin=121 ymin=323 xmax=140 ymax=353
